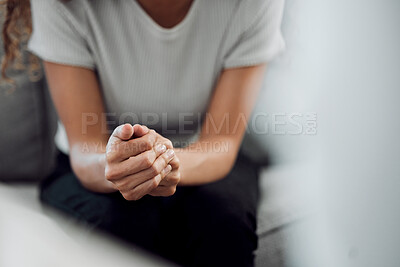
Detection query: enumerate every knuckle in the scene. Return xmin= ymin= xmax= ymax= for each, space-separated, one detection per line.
xmin=161 ymin=151 xmax=171 ymax=163
xmin=150 ymin=177 xmax=160 ymax=190
xmin=162 ymin=168 xmax=171 ymax=178
xmin=105 ymin=167 xmax=119 ymax=181
xmin=170 ymin=187 xmax=177 ymax=195
xmin=106 ymin=149 xmax=118 ymax=162
xmin=166 ymin=186 xmax=176 ymax=196
xmin=141 ymin=152 xmax=154 ymax=168
xmin=121 ymin=192 xmax=133 ymax=201
xmin=124 ymin=191 xmax=140 ymax=201
xmin=149 ymin=164 xmax=159 ymax=176
xmin=167 ymin=176 xmax=178 ymax=185
xmin=116 ymin=181 xmax=129 ymax=191
xmin=143 ymin=131 xmax=156 ymax=147
xmin=164 ymin=140 xmax=173 ymax=149
xmin=143 ymin=137 xmax=153 ymax=151
xmin=172 ymin=172 xmax=181 ymax=183
xmin=172 ymin=175 xmax=180 ymax=184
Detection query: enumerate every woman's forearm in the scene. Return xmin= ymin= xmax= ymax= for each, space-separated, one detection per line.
xmin=69 ymin=143 xmax=117 ymax=193
xmin=175 ymin=66 xmax=266 ymax=186
xmin=176 ymin=136 xmax=240 ymax=186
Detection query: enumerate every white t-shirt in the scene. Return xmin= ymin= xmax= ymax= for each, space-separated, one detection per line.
xmin=29 ymin=0 xmax=285 ymax=148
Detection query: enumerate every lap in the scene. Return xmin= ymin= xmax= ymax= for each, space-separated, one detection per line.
xmin=169 ymin=152 xmax=259 ymax=228
xmin=41 ymin=152 xmax=260 ymax=265
xmin=159 ymin=153 xmax=260 ymax=266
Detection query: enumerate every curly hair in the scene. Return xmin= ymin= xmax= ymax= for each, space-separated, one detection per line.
xmin=0 ymin=0 xmax=42 ymax=83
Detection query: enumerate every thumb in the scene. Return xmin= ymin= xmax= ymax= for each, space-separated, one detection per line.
xmin=112 ymin=123 xmax=134 ymax=141
xmin=132 ymin=124 xmax=149 ymax=138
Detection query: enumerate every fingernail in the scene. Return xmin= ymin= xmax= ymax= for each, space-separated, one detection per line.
xmin=166 ymin=149 xmax=175 ymax=158
xmin=164 ymin=164 xmax=172 ymax=173
xmin=156 ymin=144 xmax=167 ymax=153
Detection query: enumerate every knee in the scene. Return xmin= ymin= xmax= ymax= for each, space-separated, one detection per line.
xmin=201 ymin=207 xmax=258 ymax=250
xmin=191 ymin=186 xmax=257 ymax=228
xmin=186 ymin=187 xmax=258 ymax=249
xmin=183 ymin=189 xmax=258 ymax=267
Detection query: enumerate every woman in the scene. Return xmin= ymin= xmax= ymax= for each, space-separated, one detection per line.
xmin=2 ymin=0 xmax=285 ymax=266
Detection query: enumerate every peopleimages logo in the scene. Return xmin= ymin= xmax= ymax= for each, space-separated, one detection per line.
xmin=81 ymin=112 xmax=318 ymax=136
xmin=250 ymin=112 xmax=317 ymax=135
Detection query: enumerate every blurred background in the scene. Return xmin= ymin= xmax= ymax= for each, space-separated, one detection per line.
xmin=1 ymin=0 xmax=400 ymax=266
xmin=283 ymin=0 xmax=400 ymax=267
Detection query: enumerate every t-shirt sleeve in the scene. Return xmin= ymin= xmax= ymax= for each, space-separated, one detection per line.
xmin=223 ymin=0 xmax=286 ymax=69
xmin=28 ymin=0 xmax=95 ymax=69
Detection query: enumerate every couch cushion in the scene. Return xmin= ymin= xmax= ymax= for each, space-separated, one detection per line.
xmin=257 ymin=164 xmax=311 ymax=235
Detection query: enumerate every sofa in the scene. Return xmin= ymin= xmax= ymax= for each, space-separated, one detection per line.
xmin=0 ymin=163 xmax=309 ymax=267
xmin=0 ymin=64 xmax=309 ymax=265
xmin=0 ymin=70 xmax=310 ymax=265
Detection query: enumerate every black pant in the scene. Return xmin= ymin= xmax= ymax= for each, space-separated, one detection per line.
xmin=41 ymin=152 xmax=260 ymax=267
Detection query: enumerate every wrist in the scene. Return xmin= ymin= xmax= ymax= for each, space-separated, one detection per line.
xmin=71 ymin=148 xmax=117 ymax=193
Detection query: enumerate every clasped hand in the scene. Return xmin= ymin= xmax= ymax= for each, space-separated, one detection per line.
xmin=105 ymin=124 xmax=180 ymax=200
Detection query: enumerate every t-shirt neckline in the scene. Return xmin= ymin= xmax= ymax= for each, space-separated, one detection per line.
xmin=131 ymin=0 xmax=199 ymax=35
